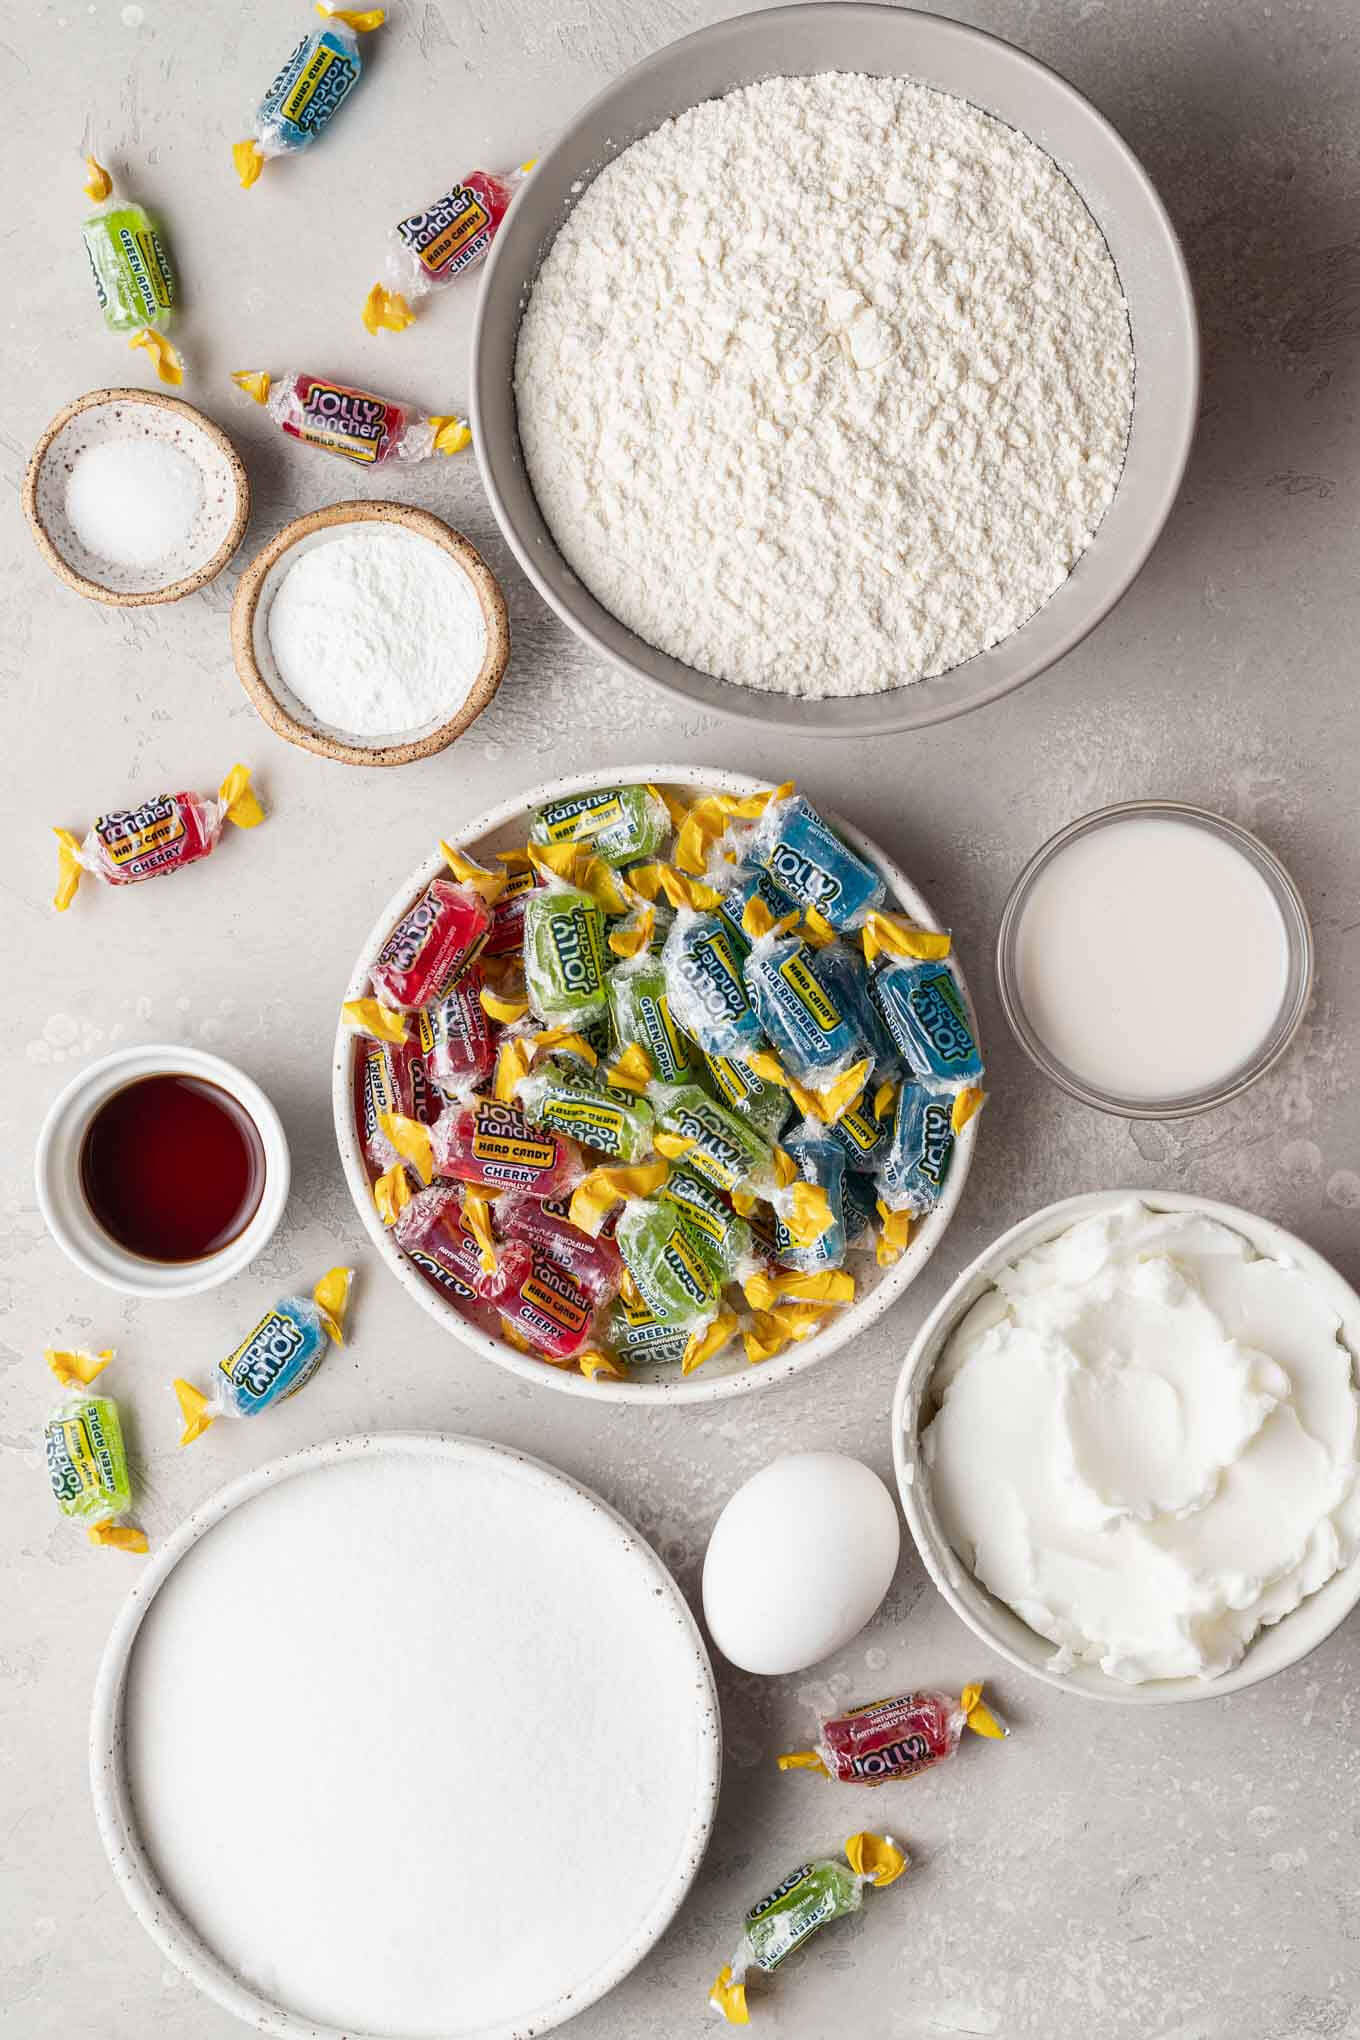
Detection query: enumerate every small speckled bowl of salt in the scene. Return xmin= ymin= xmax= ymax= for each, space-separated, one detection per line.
xmin=23 ymin=388 xmax=249 ymax=605
xmin=231 ymin=502 xmax=509 ymax=767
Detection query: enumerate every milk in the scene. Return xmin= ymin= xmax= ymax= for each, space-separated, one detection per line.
xmin=1013 ymin=816 xmax=1290 ymax=1102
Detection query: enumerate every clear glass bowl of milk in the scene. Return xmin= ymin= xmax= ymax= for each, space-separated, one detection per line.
xmin=997 ymin=801 xmax=1314 ymax=1117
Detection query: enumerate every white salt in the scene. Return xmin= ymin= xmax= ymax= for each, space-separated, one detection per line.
xmin=64 ymin=436 xmax=203 ymax=568
xmin=266 ymin=528 xmax=488 ymax=738
xmin=123 ymin=1447 xmax=710 ymax=2037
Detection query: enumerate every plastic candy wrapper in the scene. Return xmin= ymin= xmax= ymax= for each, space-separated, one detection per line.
xmin=496 ymin=1192 xmax=622 ymax=1304
xmin=80 ymin=153 xmax=181 ymax=385
xmin=498 ymin=1251 xmax=597 ymax=1362
xmin=392 ymin=1186 xmax=500 ymax=1324
xmin=44 ymin=1348 xmax=147 ymax=1552
xmin=651 ymin=1082 xmax=775 ymax=1201
xmin=53 ymin=765 xmax=262 ymax=910
xmin=662 ymin=910 xmax=764 ymax=1058
xmin=840 ymin=1166 xmax=879 ymax=1246
xmin=234 ymin=5 xmax=385 ymax=187
xmin=530 ymin=785 xmax=670 ymax=868
xmin=429 ymin=1098 xmax=584 ymax=1196
xmin=872 ymin=959 xmax=984 ymax=1088
xmin=702 ymin=1051 xmax=792 ymax=1145
xmin=769 ymin=1122 xmax=847 ymax=1273
xmin=709 ymin=1831 xmax=907 ymax=2024
xmin=484 ymin=863 xmax=540 ymax=957
xmin=364 ymin=163 xmax=533 ymax=332
xmin=355 ymin=1031 xmax=432 ymax=1171
xmin=779 ymin=1685 xmax=1007 ymax=1786
xmin=604 ymin=1290 xmax=693 ymax=1368
xmin=658 ymin=1164 xmax=758 ymax=1285
xmin=714 ymin=865 xmax=801 ymax=960
xmin=516 ymin=1055 xmax=655 ymax=1163
xmin=419 ymin=971 xmax=494 ymax=1096
xmin=876 ymin=1079 xmax=984 ymax=1216
xmin=813 ymin=938 xmax=900 ymax=1079
xmin=522 ymin=883 xmax=610 ymax=1028
xmin=828 ymin=1093 xmax=892 ymax=1174
xmin=233 ymin=369 xmax=470 ymax=466
xmin=174 ymin=1269 xmax=352 ymax=1444
xmin=369 ymin=877 xmax=490 ymax=1011
xmin=616 ymin=1196 xmax=723 ymax=1329
xmin=608 ymin=953 xmax=700 ymax=1084
xmin=743 ymin=930 xmax=869 ymax=1097
xmin=745 ymin=792 xmax=885 ymax=933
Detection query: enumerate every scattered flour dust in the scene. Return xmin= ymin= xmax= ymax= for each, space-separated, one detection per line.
xmin=266 ymin=528 xmax=487 ymax=737
xmin=517 ymin=72 xmax=1135 ymax=697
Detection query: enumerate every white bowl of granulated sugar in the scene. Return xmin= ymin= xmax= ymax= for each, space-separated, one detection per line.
xmin=230 ymin=501 xmax=510 ymax=768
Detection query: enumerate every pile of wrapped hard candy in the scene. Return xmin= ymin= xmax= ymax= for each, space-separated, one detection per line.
xmin=344 ymin=781 xmax=986 ymax=1381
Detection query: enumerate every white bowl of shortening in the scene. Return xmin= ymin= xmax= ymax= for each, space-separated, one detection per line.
xmin=892 ymin=1192 xmax=1360 ymax=1704
xmin=230 ymin=502 xmax=509 ymax=767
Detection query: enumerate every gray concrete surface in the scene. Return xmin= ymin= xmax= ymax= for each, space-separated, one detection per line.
xmin=2 ymin=1 xmax=1358 ymax=2036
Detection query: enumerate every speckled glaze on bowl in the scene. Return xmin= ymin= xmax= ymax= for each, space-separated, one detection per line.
xmin=230 ymin=501 xmax=509 ymax=767
xmin=90 ymin=1432 xmax=721 ymax=2039
xmin=333 ymin=765 xmax=982 ymax=1403
xmin=892 ymin=1190 xmax=1360 ymax=1704
xmin=23 ymin=388 xmax=249 ymax=605
xmin=472 ymin=2 xmax=1199 ymax=735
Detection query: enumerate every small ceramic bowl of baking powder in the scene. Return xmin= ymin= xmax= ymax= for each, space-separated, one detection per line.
xmin=230 ymin=502 xmax=509 ymax=768
xmin=23 ymin=388 xmax=250 ymax=605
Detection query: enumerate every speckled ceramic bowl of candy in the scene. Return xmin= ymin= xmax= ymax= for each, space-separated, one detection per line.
xmin=332 ymin=766 xmax=985 ymax=1402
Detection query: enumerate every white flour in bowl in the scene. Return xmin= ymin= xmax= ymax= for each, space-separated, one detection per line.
xmin=516 ymin=72 xmax=1135 ymax=698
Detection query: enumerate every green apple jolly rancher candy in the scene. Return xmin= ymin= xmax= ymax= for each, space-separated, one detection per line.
xmin=710 ymin=1831 xmax=908 ymax=2023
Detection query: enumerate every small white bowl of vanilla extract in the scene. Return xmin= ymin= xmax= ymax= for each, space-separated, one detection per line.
xmin=35 ymin=1046 xmax=289 ymax=1297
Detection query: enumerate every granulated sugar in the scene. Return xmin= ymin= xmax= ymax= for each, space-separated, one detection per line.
xmin=516 ymin=72 xmax=1135 ymax=697
xmin=64 ymin=436 xmax=203 ymax=567
xmin=123 ymin=1447 xmax=709 ymax=2037
xmin=266 ymin=528 xmax=486 ymax=736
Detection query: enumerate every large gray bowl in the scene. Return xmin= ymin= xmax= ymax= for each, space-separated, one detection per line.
xmin=471 ymin=3 xmax=1199 ymax=736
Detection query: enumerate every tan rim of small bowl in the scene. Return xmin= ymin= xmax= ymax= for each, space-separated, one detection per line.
xmin=22 ymin=387 xmax=251 ymax=607
xmin=230 ymin=501 xmax=510 ymax=768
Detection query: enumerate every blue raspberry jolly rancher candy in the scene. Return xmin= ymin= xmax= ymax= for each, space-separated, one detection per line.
xmin=871 ymin=959 xmax=983 ymax=1087
xmin=173 ymin=1269 xmax=353 ymax=1443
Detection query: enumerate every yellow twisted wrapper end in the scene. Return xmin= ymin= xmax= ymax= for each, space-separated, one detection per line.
xmin=493 ymin=1036 xmax=534 ymax=1104
xmin=744 ymin=1269 xmax=854 ymax=1313
xmin=233 ymin=369 xmax=272 ymax=405
xmin=174 ymin=1378 xmax=215 ymax=1447
xmin=89 ymin=1521 xmax=149 ymax=1553
xmin=373 ymin=1163 xmax=413 ymax=1228
xmin=960 ymin=1681 xmax=1008 ymax=1739
xmin=312 ymin=1267 xmax=353 ymax=1345
xmin=675 ymin=781 xmax=792 ymax=877
xmin=775 ymin=1748 xmax=830 ymax=1776
xmin=569 ymin=1159 xmax=669 ymax=1237
xmin=440 ymin=843 xmax=508 ymax=907
xmin=233 ymin=139 xmax=265 ymax=188
xmin=533 ymin=1027 xmax=596 ymax=1064
xmin=801 ymin=904 xmax=837 ymax=948
xmin=481 ymin=985 xmax=530 ymax=1026
xmin=814 ymin=1056 xmax=872 ymax=1126
xmin=952 ymin=1085 xmax=986 ymax=1134
xmin=83 ymin=153 xmax=112 ymax=202
xmin=682 ymin=1310 xmax=739 ymax=1376
xmin=46 ymin=1346 xmax=113 ymax=1388
xmin=362 ymin=282 xmax=414 ymax=335
xmin=218 ymin=765 xmax=264 ymax=829
xmin=129 ymin=329 xmax=183 ymax=386
xmin=608 ymin=903 xmax=654 ymax=958
xmin=462 ymin=1189 xmax=499 ymax=1274
xmin=743 ymin=1302 xmax=835 ymax=1364
xmin=860 ymin=911 xmax=952 ymax=967
xmin=317 ymin=3 xmax=386 ymax=27
xmin=605 ymin=1042 xmax=653 ymax=1094
xmin=876 ymin=1202 xmax=912 ymax=1267
xmin=429 ymin=415 xmax=472 ymax=455
xmin=740 ymin=895 xmax=799 ymax=942
xmin=873 ymin=1078 xmax=897 ymax=1121
xmin=710 ymin=1966 xmax=749 ymax=2026
xmin=379 ymin=1112 xmax=434 ymax=1185
xmin=578 ymin=1347 xmax=624 ymax=1382
xmin=342 ymin=998 xmax=409 ymax=1044
xmin=844 ymin=1831 xmax=908 ymax=1888
xmin=781 ymin=1181 xmax=835 ymax=1249
xmin=53 ymin=828 xmax=84 ymax=911
xmin=652 ymin=1130 xmax=697 ymax=1163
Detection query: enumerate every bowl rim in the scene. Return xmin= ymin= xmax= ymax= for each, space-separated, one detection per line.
xmin=228 ymin=501 xmax=510 ymax=768
xmin=331 ymin=764 xmax=982 ymax=1403
xmin=994 ymin=800 xmax=1316 ymax=1119
xmin=88 ymin=1430 xmax=723 ymax=2039
xmin=22 ymin=386 xmax=251 ymax=608
xmin=470 ymin=0 xmax=1201 ymax=736
xmin=890 ymin=1188 xmax=1360 ymax=1703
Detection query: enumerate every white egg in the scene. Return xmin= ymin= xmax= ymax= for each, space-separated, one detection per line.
xmin=701 ymin=1452 xmax=901 ymax=1675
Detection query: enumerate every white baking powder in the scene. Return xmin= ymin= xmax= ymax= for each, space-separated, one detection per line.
xmin=266 ymin=528 xmax=487 ymax=737
xmin=516 ymin=72 xmax=1135 ymax=697
xmin=64 ymin=436 xmax=203 ymax=567
xmin=123 ymin=1448 xmax=708 ymax=2036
